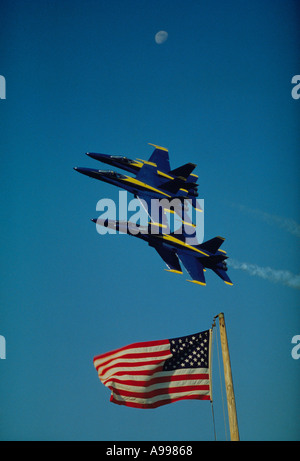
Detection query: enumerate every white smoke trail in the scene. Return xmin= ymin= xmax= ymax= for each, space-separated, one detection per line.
xmin=230 ymin=203 xmax=300 ymax=238
xmin=228 ymin=259 xmax=300 ymax=290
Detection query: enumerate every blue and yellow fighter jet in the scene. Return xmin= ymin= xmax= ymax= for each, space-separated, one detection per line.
xmin=74 ymin=144 xmax=202 ymax=224
xmin=91 ymin=216 xmax=233 ymax=287
xmin=85 ymin=143 xmax=199 ymax=198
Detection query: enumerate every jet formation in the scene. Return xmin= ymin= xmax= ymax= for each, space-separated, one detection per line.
xmin=74 ymin=144 xmax=201 ymax=225
xmin=74 ymin=143 xmax=233 ymax=286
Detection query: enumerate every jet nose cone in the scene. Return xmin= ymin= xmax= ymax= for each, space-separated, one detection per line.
xmin=74 ymin=167 xmax=109 ymax=182
xmin=73 ymin=167 xmax=100 ymax=178
xmin=73 ymin=166 xmax=85 ymax=174
xmin=86 ymin=152 xmax=104 ymax=161
xmin=91 ymin=217 xmax=112 ymax=228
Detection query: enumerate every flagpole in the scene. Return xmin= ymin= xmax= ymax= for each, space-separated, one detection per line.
xmin=217 ymin=312 xmax=240 ymax=441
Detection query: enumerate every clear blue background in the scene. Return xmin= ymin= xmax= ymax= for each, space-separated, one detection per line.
xmin=1 ymin=0 xmax=299 ymax=441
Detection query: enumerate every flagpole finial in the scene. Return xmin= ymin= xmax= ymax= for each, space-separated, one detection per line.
xmin=212 ymin=312 xmax=223 ymax=328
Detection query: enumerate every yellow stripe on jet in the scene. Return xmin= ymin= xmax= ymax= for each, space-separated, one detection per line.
xmin=149 ymin=222 xmax=168 ymax=229
xmin=131 ymin=161 xmax=176 ymax=180
xmin=132 ymin=161 xmax=173 ymax=180
xmin=157 ymin=170 xmax=174 ymax=179
xmin=161 ymin=234 xmax=209 ymax=256
xmin=187 ymin=279 xmax=206 ymax=286
xmin=131 ymin=160 xmax=144 ymax=168
xmin=122 ymin=176 xmax=171 ymax=197
xmin=136 ymin=159 xmax=157 ymax=167
xmin=164 ymin=269 xmax=183 ymax=274
xmin=164 ymin=208 xmax=176 ymax=214
xmin=181 ymin=220 xmax=196 ymax=228
xmin=148 ymin=143 xmax=168 ymax=152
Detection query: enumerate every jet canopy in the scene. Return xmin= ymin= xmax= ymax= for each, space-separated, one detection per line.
xmin=110 ymin=156 xmax=131 ymax=164
xmin=105 ymin=170 xmax=126 ymax=179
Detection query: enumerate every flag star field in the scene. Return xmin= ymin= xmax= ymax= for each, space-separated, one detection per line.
xmin=164 ymin=332 xmax=209 ymax=370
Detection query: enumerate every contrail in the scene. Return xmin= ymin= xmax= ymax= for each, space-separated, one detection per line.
xmin=228 ymin=259 xmax=300 ymax=290
xmin=229 ymin=203 xmax=300 ymax=238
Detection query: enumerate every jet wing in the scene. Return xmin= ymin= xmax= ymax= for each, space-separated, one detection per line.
xmin=177 ymin=252 xmax=206 ymax=286
xmin=152 ymin=245 xmax=183 ymax=274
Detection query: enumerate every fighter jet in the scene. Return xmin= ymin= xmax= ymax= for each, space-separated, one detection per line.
xmin=85 ymin=143 xmax=199 ymax=196
xmin=91 ymin=216 xmax=233 ymax=287
xmin=74 ymin=153 xmax=202 ymax=227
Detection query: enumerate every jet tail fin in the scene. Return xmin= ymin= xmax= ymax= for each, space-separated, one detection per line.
xmin=169 ymin=163 xmax=197 ymax=180
xmin=147 ymin=143 xmax=170 ymax=172
xmin=197 ymin=236 xmax=225 ymax=254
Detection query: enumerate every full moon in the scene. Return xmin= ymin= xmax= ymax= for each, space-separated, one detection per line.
xmin=155 ymin=31 xmax=168 ymax=44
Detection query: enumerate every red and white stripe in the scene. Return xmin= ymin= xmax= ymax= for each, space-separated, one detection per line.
xmin=93 ymin=338 xmax=211 ymax=409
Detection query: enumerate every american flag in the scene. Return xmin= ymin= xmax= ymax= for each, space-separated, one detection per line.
xmin=93 ymin=330 xmax=212 ymax=409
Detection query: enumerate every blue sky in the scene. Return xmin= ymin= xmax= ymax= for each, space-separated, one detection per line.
xmin=1 ymin=0 xmax=299 ymax=441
